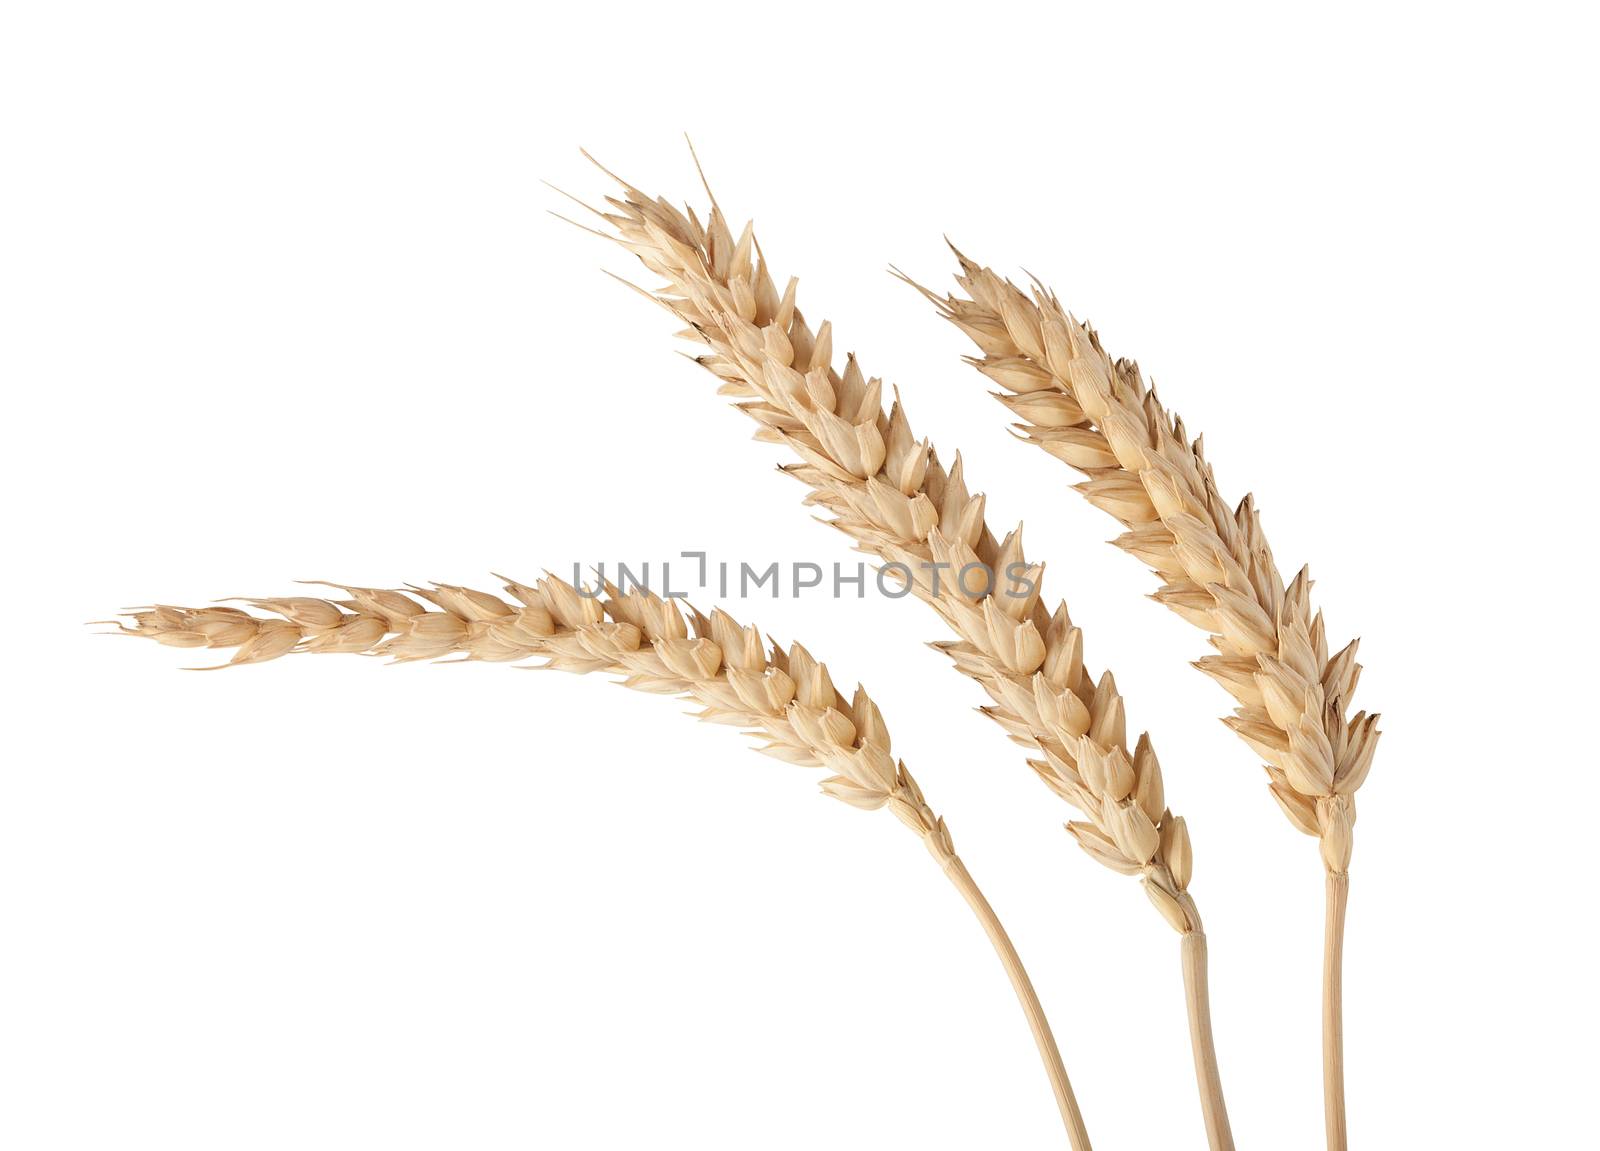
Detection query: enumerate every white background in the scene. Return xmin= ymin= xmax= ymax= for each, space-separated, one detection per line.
xmin=3 ymin=3 xmax=1596 ymax=1148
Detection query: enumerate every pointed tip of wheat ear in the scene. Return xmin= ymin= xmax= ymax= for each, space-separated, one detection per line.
xmin=887 ymin=264 xmax=946 ymax=306
xmin=576 ymin=146 xmax=635 ymax=192
xmin=942 ymin=234 xmax=982 ymax=269
xmin=540 ymin=177 xmax=611 ymax=226
xmin=546 ymin=208 xmax=611 ymax=241
xmin=681 ymin=133 xmax=720 ymax=204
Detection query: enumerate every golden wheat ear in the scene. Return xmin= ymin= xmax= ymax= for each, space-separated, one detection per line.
xmin=112 ymin=575 xmax=1091 ymax=1147
xmin=913 ymin=250 xmax=1379 ymax=1151
xmin=569 ymin=154 xmax=1232 ymax=1151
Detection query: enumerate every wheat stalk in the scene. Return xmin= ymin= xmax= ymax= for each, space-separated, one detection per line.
xmin=564 ymin=154 xmax=1233 ymax=1149
xmin=111 ymin=575 xmax=1092 ymax=1147
xmin=911 ymin=249 xmax=1381 ymax=1150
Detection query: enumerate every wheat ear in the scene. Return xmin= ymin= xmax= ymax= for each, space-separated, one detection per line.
xmin=912 ymin=250 xmax=1381 ymax=1150
xmin=111 ymin=576 xmax=1091 ymax=1147
xmin=567 ymin=155 xmax=1232 ymax=1150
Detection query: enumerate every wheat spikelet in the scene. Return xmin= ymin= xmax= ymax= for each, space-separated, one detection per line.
xmin=911 ymin=249 xmax=1378 ymax=1149
xmin=568 ymin=160 xmax=1201 ymax=939
xmin=113 ymin=575 xmax=1092 ymax=1146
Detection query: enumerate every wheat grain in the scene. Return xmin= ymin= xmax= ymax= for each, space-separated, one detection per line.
xmin=912 ymin=248 xmax=1379 ymax=1150
xmin=114 ymin=575 xmax=1093 ymax=1147
xmin=567 ymin=154 xmax=1231 ymax=1149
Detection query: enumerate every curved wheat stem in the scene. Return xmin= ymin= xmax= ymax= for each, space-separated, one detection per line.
xmin=1324 ymin=870 xmax=1349 ymax=1150
xmin=111 ymin=575 xmax=1091 ymax=1147
xmin=566 ymin=155 xmax=1231 ymax=1149
xmin=912 ymin=249 xmax=1380 ymax=1149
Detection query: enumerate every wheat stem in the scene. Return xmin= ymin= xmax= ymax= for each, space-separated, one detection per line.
xmin=1323 ymin=870 xmax=1349 ymax=1151
xmin=1180 ymin=930 xmax=1234 ymax=1151
xmin=943 ymin=853 xmax=1091 ymax=1147
xmin=110 ymin=576 xmax=1091 ymax=1147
